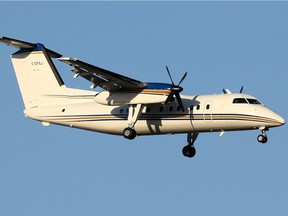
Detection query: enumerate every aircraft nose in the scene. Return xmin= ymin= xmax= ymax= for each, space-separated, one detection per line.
xmin=261 ymin=106 xmax=285 ymax=127
xmin=273 ymin=113 xmax=285 ymax=126
xmin=277 ymin=115 xmax=285 ymax=125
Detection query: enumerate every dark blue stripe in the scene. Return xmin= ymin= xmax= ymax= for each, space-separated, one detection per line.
xmin=145 ymin=82 xmax=172 ymax=90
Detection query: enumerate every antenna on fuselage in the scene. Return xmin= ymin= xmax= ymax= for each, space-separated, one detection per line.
xmin=239 ymin=85 xmax=244 ymax=93
xmin=222 ymin=86 xmax=244 ymax=94
xmin=222 ymin=89 xmax=232 ymax=94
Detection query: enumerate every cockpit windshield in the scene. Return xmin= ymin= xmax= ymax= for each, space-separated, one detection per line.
xmin=233 ymin=98 xmax=262 ymax=105
xmin=233 ymin=98 xmax=248 ymax=104
xmin=246 ymin=98 xmax=262 ymax=104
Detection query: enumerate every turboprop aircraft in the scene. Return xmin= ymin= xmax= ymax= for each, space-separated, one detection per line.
xmin=0 ymin=37 xmax=285 ymax=158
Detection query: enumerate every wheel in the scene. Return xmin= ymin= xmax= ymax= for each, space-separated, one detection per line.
xmin=182 ymin=145 xmax=196 ymax=158
xmin=257 ymin=134 xmax=268 ymax=144
xmin=123 ymin=127 xmax=137 ymax=140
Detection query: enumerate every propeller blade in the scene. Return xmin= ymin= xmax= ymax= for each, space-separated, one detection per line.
xmin=166 ymin=65 xmax=175 ymax=85
xmin=164 ymin=91 xmax=175 ymax=105
xmin=175 ymin=92 xmax=185 ymax=112
xmin=164 ymin=66 xmax=186 ymax=112
xmin=178 ymin=72 xmax=187 ymax=86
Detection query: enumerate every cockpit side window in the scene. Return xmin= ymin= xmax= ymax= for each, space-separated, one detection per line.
xmin=247 ymin=98 xmax=261 ymax=104
xmin=233 ymin=98 xmax=248 ymax=104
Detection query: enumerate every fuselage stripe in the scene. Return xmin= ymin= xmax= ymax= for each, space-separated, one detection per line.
xmin=40 ymin=113 xmax=281 ymax=125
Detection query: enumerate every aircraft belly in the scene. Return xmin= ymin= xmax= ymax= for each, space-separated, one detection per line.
xmin=191 ymin=119 xmax=267 ymax=132
xmin=67 ymin=119 xmax=193 ymax=135
xmin=189 ymin=112 xmax=265 ymax=132
xmin=135 ymin=119 xmax=193 ymax=135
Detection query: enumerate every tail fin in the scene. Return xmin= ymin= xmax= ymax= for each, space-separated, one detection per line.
xmin=1 ymin=37 xmax=65 ymax=109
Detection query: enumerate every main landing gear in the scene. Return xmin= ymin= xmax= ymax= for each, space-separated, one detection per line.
xmin=122 ymin=104 xmax=144 ymax=140
xmin=123 ymin=127 xmax=137 ymax=140
xmin=182 ymin=132 xmax=199 ymax=158
xmin=257 ymin=128 xmax=268 ymax=144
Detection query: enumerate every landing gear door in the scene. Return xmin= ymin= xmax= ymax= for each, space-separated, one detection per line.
xmin=189 ymin=105 xmax=196 ymax=130
xmin=204 ymin=101 xmax=212 ymax=122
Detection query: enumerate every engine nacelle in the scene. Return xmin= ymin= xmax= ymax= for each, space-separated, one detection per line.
xmin=94 ymin=91 xmax=167 ymax=105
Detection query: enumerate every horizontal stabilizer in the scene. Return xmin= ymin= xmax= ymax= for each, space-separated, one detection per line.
xmin=0 ymin=36 xmax=35 ymax=49
xmin=0 ymin=36 xmax=62 ymax=58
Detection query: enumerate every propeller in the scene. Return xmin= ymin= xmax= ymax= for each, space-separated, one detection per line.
xmin=164 ymin=66 xmax=187 ymax=112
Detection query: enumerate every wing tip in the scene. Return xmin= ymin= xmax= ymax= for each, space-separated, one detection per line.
xmin=0 ymin=36 xmax=35 ymax=49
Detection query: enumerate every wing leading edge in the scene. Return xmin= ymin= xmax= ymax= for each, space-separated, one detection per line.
xmin=59 ymin=57 xmax=147 ymax=92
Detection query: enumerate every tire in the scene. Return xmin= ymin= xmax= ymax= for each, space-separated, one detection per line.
xmin=257 ymin=134 xmax=268 ymax=144
xmin=182 ymin=146 xmax=196 ymax=158
xmin=123 ymin=128 xmax=137 ymax=140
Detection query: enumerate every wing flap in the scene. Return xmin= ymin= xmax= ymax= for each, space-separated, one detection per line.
xmin=59 ymin=57 xmax=147 ymax=92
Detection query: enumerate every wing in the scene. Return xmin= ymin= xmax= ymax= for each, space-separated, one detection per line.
xmin=59 ymin=57 xmax=147 ymax=92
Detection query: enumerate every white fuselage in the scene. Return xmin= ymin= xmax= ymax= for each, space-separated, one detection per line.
xmin=1 ymin=36 xmax=285 ymax=157
xmin=24 ymin=92 xmax=285 ymax=136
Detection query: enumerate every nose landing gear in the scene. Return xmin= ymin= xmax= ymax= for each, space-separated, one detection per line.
xmin=257 ymin=128 xmax=268 ymax=144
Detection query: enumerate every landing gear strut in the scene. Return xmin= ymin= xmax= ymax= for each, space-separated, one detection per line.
xmin=257 ymin=128 xmax=268 ymax=144
xmin=122 ymin=104 xmax=144 ymax=140
xmin=182 ymin=132 xmax=199 ymax=158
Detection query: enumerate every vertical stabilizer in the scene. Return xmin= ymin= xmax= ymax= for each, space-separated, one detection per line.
xmin=1 ymin=37 xmax=65 ymax=109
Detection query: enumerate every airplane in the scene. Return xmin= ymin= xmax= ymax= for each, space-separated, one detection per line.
xmin=0 ymin=36 xmax=285 ymax=158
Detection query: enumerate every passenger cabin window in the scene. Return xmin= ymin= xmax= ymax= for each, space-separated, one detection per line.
xmin=233 ymin=98 xmax=248 ymax=104
xmin=247 ymin=98 xmax=261 ymax=104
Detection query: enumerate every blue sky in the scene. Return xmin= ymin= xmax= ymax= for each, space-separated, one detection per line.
xmin=0 ymin=2 xmax=287 ymax=216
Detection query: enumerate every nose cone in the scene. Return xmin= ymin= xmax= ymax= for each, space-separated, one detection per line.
xmin=271 ymin=111 xmax=285 ymax=126
xmin=260 ymin=106 xmax=285 ymax=127
xmin=276 ymin=115 xmax=285 ymax=126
